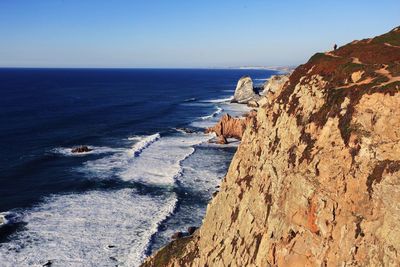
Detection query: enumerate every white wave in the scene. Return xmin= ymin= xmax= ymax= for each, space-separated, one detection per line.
xmin=80 ymin=133 xmax=212 ymax=185
xmin=149 ymin=140 xmax=234 ymax=250
xmin=0 ymin=212 xmax=21 ymax=227
xmin=0 ymin=213 xmax=7 ymax=227
xmin=174 ymin=128 xmax=189 ymax=134
xmin=183 ymin=97 xmax=196 ymax=102
xmin=129 ymin=133 xmax=160 ymax=157
xmin=79 ymin=134 xmax=161 ymax=180
xmin=200 ymin=106 xmax=223 ymax=120
xmin=173 ymin=128 xmax=196 ymax=135
xmin=201 ymin=96 xmax=233 ymax=103
xmin=0 ymin=189 xmax=177 ymax=267
xmin=52 ymin=146 xmax=123 ymax=157
xmin=119 ymin=134 xmax=211 ymax=185
xmin=202 ymin=138 xmax=241 ymax=148
xmin=191 ymin=101 xmax=250 ymax=129
xmin=254 ymin=78 xmax=268 ymax=81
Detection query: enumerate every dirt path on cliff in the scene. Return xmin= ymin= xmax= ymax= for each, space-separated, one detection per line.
xmin=324 ymin=51 xmax=341 ymax=58
xmin=384 ymin=42 xmax=400 ymax=48
xmin=352 ymin=57 xmax=363 ymax=64
xmin=375 ymin=65 xmax=400 ymax=87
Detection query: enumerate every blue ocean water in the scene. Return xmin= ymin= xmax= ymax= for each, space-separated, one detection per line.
xmin=0 ymin=68 xmax=276 ymax=266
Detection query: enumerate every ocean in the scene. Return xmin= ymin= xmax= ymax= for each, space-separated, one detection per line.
xmin=0 ymin=68 xmax=276 ymax=266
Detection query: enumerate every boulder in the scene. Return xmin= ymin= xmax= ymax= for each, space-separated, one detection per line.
xmin=177 ymin=127 xmax=195 ymax=134
xmin=247 ymin=100 xmax=259 ymax=108
xmin=71 ymin=146 xmax=92 ymax=153
xmin=187 ymin=227 xmax=197 ymax=235
xmin=216 ymin=136 xmax=228 ymax=144
xmin=232 ymin=76 xmax=259 ymax=104
xmin=171 ymin=232 xmax=183 ymax=240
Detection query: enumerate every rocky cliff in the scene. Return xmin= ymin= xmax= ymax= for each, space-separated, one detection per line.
xmin=142 ymin=27 xmax=400 ymax=267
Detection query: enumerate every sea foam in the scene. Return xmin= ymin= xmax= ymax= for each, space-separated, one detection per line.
xmin=200 ymin=106 xmax=223 ymax=120
xmin=0 ymin=189 xmax=176 ymax=267
xmin=119 ymin=133 xmax=211 ymax=185
xmin=201 ymin=96 xmax=233 ymax=103
xmin=52 ymin=146 xmax=123 ymax=157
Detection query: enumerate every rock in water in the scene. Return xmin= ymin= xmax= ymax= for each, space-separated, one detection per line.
xmin=205 ymin=114 xmax=246 ymax=140
xmin=232 ymin=76 xmax=259 ymax=104
xmin=216 ymin=135 xmax=228 ymax=144
xmin=71 ymin=145 xmax=92 ymax=153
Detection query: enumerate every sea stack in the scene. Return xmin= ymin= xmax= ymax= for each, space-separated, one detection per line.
xmin=232 ymin=76 xmax=259 ymax=104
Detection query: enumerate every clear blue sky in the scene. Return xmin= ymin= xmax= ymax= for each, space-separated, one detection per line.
xmin=0 ymin=0 xmax=399 ymax=68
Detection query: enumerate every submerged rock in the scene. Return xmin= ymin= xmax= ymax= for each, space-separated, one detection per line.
xmin=176 ymin=127 xmax=195 ymax=134
xmin=71 ymin=145 xmax=92 ymax=153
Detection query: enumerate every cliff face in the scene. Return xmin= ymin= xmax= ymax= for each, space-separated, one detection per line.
xmin=143 ymin=27 xmax=400 ymax=267
xmin=262 ymin=74 xmax=290 ymax=95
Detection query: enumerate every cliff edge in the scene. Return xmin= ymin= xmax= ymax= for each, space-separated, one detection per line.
xmin=142 ymin=26 xmax=400 ymax=267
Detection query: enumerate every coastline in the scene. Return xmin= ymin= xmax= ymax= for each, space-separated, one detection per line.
xmin=145 ymin=97 xmax=252 ymax=258
xmin=0 ymin=68 xmax=277 ymax=267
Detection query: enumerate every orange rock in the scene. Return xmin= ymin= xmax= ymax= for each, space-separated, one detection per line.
xmin=205 ymin=114 xmax=247 ymax=140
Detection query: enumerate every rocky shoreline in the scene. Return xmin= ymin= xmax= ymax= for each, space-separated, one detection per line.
xmin=142 ymin=26 xmax=400 ymax=266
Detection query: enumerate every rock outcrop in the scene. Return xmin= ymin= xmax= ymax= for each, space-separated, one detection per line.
xmin=262 ymin=73 xmax=290 ymax=94
xmin=206 ymin=111 xmax=257 ymax=141
xmin=232 ymin=76 xmax=260 ymax=104
xmin=205 ymin=114 xmax=246 ymax=140
xmin=142 ymin=27 xmax=400 ymax=267
xmin=71 ymin=145 xmax=92 ymax=153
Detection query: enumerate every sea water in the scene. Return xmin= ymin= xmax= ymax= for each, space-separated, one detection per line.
xmin=0 ymin=68 xmax=276 ymax=266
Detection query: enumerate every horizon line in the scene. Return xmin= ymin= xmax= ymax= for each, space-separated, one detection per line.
xmin=0 ymin=66 xmax=296 ymax=70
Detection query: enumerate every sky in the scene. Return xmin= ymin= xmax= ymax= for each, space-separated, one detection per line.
xmin=0 ymin=0 xmax=399 ymax=68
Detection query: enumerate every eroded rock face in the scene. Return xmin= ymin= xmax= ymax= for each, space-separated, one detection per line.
xmin=206 ymin=111 xmax=257 ymax=141
xmin=142 ymin=26 xmax=400 ymax=267
xmin=232 ymin=76 xmax=259 ymax=104
xmin=205 ymin=114 xmax=247 ymax=140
